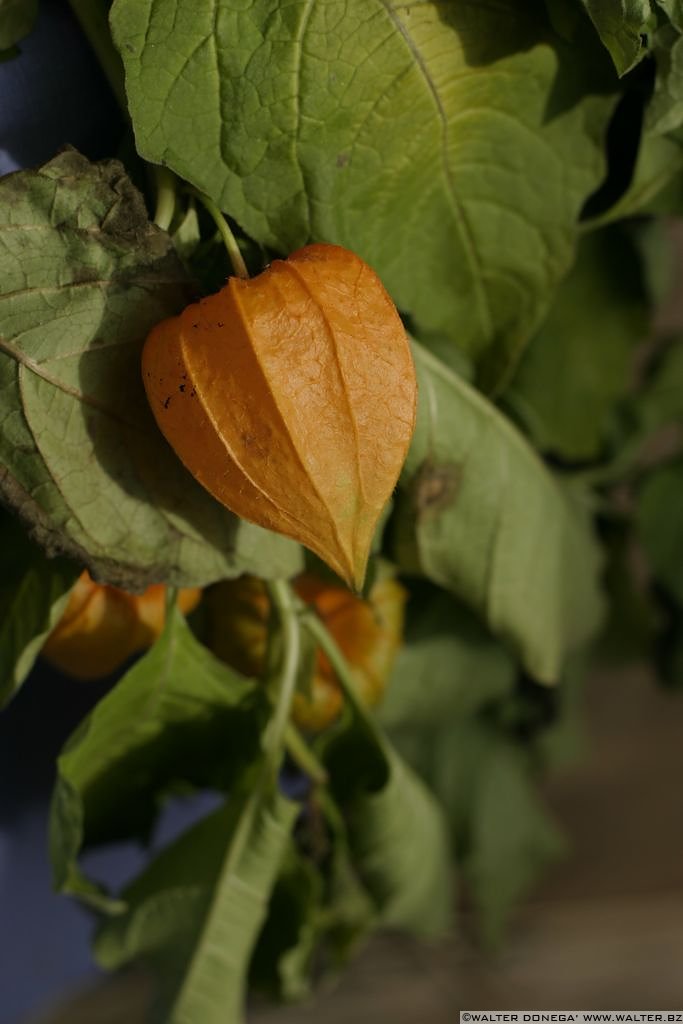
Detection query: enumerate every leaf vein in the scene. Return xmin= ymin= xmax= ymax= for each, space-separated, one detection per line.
xmin=379 ymin=0 xmax=493 ymax=340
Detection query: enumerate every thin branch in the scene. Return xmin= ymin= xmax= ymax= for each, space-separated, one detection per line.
xmin=185 ymin=186 xmax=249 ymax=279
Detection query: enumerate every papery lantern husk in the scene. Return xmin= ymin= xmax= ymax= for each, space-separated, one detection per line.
xmin=42 ymin=571 xmax=201 ymax=679
xmin=207 ymin=572 xmax=407 ymax=732
xmin=142 ymin=244 xmax=417 ymax=590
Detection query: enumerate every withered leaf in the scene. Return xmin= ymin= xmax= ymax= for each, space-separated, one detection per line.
xmin=0 ymin=150 xmax=302 ymax=590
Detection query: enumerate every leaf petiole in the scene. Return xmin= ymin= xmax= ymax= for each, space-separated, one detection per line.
xmin=284 ymin=723 xmax=328 ymax=786
xmin=299 ymin=608 xmax=372 ymax=726
xmin=153 ymin=166 xmax=178 ymax=232
xmin=185 ymin=186 xmax=249 ymax=280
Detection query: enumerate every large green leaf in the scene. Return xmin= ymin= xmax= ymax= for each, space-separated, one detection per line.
xmin=0 ymin=0 xmax=37 ymax=50
xmin=0 ymin=149 xmax=302 ymax=591
xmin=395 ymin=341 xmax=604 ymax=683
xmin=50 ymin=605 xmax=266 ymax=908
xmin=95 ymin=786 xmax=298 ymax=1024
xmin=579 ymin=0 xmax=654 ymax=74
xmin=379 ymin=585 xmax=516 ymax=732
xmin=507 ymin=226 xmax=649 ymax=460
xmin=0 ymin=508 xmax=78 ymax=707
xmin=112 ymin=0 xmax=613 ymax=388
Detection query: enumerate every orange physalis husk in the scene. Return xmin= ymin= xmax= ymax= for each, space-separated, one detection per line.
xmin=142 ymin=243 xmax=417 ymax=591
xmin=42 ymin=571 xmax=201 ymax=679
xmin=207 ymin=572 xmax=407 ymax=732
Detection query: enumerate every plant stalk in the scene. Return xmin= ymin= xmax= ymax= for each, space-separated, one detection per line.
xmin=299 ymin=610 xmax=366 ymax=719
xmin=264 ymin=580 xmax=301 ymax=777
xmin=153 ymin=165 xmax=178 ymax=232
xmin=284 ymin=723 xmax=328 ymax=786
xmin=186 ymin=186 xmax=249 ymax=279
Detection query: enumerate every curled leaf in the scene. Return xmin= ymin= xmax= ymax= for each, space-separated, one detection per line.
xmin=142 ymin=244 xmax=417 ymax=590
xmin=208 ymin=573 xmax=407 ymax=732
xmin=42 ymin=571 xmax=201 ymax=679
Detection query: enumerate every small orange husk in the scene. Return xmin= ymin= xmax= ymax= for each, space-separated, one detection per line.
xmin=42 ymin=571 xmax=201 ymax=679
xmin=208 ymin=572 xmax=407 ymax=732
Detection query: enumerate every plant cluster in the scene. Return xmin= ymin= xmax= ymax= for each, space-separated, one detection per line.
xmin=0 ymin=1 xmax=682 ymax=1022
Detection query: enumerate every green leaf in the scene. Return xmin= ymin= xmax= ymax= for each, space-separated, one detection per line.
xmin=461 ymin=724 xmax=567 ymax=946
xmin=95 ymin=785 xmax=298 ymax=1024
xmin=532 ymin=651 xmax=591 ymax=768
xmin=593 ymin=128 xmax=683 ymax=221
xmin=379 ymin=585 xmax=516 ymax=732
xmin=0 ymin=0 xmax=37 ymax=50
xmin=0 ymin=508 xmax=78 ymax=707
xmin=0 ymin=149 xmax=303 ymax=591
xmin=313 ymin=793 xmax=378 ymax=968
xmin=345 ymin=746 xmax=453 ymax=938
xmin=657 ymin=0 xmax=683 ymax=28
xmin=395 ymin=341 xmax=605 ymax=683
xmin=638 ymin=337 xmax=683 ymax=432
xmin=597 ymin=521 xmax=658 ymax=665
xmin=112 ymin=0 xmax=614 ymax=388
xmin=50 ymin=605 xmax=266 ymax=909
xmin=636 ymin=457 xmax=683 ymax=604
xmin=544 ymin=0 xmax=583 ymax=39
xmin=579 ymin=0 xmax=654 ymax=74
xmin=249 ymin=845 xmax=323 ymax=1002
xmin=387 ymin=714 xmax=565 ymax=944
xmin=320 ymin=693 xmax=452 ymax=938
xmin=587 ymin=8 xmax=683 ymax=222
xmin=633 ymin=217 xmax=677 ymax=305
xmin=647 ymin=22 xmax=683 ymax=134
xmin=507 ymin=226 xmax=649 ymax=461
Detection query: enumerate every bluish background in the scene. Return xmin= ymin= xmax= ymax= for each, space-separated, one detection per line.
xmin=0 ymin=6 xmax=218 ymax=1020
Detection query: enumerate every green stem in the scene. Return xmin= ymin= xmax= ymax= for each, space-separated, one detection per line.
xmin=299 ymin=610 xmax=366 ymax=719
xmin=66 ymin=0 xmax=128 ymax=114
xmin=186 ymin=186 xmax=249 ymax=279
xmin=264 ymin=580 xmax=301 ymax=777
xmin=285 ymin=723 xmax=328 ymax=786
